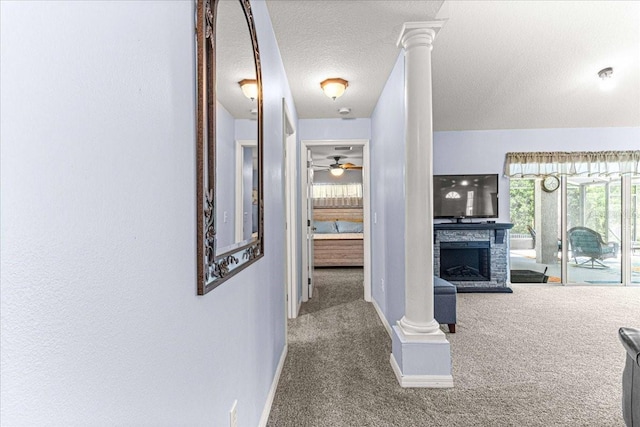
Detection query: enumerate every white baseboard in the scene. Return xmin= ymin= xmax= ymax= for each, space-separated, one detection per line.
xmin=390 ymin=354 xmax=454 ymax=388
xmin=371 ymin=298 xmax=392 ymax=337
xmin=258 ymin=344 xmax=288 ymax=427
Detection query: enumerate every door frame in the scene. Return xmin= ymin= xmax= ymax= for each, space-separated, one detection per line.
xmin=234 ymin=139 xmax=257 ymax=242
xmin=282 ymin=100 xmax=299 ymax=318
xmin=300 ymin=139 xmax=372 ymax=302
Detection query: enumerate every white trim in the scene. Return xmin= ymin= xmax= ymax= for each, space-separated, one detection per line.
xmin=234 ymin=139 xmax=257 ymax=243
xmin=258 ymin=345 xmax=288 ymax=427
xmin=371 ymin=299 xmax=391 ymax=337
xmin=362 ymin=142 xmax=372 ymax=302
xmin=300 ymin=147 xmax=312 ymax=302
xmin=389 ymin=354 xmax=454 ymax=388
xmin=300 ymin=139 xmax=372 ymax=303
xmin=622 ymin=175 xmax=632 ymax=286
xmin=282 ymin=99 xmax=298 ymax=318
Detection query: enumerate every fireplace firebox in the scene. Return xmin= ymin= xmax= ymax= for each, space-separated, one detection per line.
xmin=440 ymin=241 xmax=491 ymax=281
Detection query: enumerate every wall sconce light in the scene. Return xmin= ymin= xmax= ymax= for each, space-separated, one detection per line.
xmin=598 ymin=67 xmax=614 ymax=91
xmin=239 ymin=79 xmax=258 ymax=100
xmin=320 ymin=78 xmax=348 ymax=100
xmin=330 ymin=167 xmax=345 ymax=177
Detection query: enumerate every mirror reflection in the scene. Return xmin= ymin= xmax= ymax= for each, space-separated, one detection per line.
xmin=215 ymin=0 xmax=258 ymax=255
xmin=235 ymin=142 xmax=258 ymax=243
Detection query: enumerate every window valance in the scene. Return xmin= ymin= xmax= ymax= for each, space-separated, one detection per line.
xmin=312 ymin=183 xmax=363 ymax=207
xmin=504 ymin=150 xmax=640 ymax=178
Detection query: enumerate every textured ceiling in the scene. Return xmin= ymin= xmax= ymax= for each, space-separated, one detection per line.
xmin=266 ymin=0 xmax=640 ymax=130
xmin=310 ymin=145 xmax=363 ymax=165
xmin=217 ymin=0 xmax=257 ymax=119
xmin=266 ymin=0 xmax=445 ymax=119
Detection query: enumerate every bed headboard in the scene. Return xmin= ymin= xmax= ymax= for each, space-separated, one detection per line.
xmin=313 ymin=207 xmax=363 ymax=222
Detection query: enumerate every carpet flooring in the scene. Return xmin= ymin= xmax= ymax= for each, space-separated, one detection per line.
xmin=267 ymin=268 xmax=640 ymax=426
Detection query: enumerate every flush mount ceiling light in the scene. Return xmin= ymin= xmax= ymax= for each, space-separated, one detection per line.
xmin=238 ymin=79 xmax=258 ymax=100
xmin=597 ymin=67 xmax=614 ymax=91
xmin=320 ymin=78 xmax=348 ymax=100
xmin=330 ymin=167 xmax=345 ymax=177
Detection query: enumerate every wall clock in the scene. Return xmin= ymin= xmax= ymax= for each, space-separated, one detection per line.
xmin=542 ymin=175 xmax=560 ymax=192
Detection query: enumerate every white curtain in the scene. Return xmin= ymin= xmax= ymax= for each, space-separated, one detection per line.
xmin=312 ymin=183 xmax=363 ymax=207
xmin=504 ymin=150 xmax=640 ymax=178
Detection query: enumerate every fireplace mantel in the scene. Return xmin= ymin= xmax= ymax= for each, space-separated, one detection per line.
xmin=434 ymin=223 xmax=513 ymax=291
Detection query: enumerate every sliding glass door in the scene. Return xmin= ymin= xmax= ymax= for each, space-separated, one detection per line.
xmin=510 ymin=175 xmax=637 ymax=285
xmin=632 ymin=177 xmax=640 ymax=285
xmin=566 ymin=177 xmax=622 ymax=284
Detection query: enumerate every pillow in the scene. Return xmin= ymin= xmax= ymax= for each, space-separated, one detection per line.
xmin=314 ymin=220 xmax=338 ymax=234
xmin=336 ymin=220 xmax=364 ymax=233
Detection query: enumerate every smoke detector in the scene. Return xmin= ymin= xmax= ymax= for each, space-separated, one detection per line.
xmin=338 ymin=107 xmax=351 ymax=115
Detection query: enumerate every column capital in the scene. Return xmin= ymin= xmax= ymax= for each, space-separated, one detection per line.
xmin=397 ymin=21 xmax=446 ymax=49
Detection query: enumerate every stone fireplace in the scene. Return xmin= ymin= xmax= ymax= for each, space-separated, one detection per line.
xmin=440 ymin=241 xmax=491 ymax=281
xmin=434 ymin=223 xmax=513 ymax=290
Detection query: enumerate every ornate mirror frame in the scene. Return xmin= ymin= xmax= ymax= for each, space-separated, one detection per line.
xmin=196 ymin=0 xmax=264 ymax=295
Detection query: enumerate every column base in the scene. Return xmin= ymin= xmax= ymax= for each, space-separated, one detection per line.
xmin=390 ymin=325 xmax=453 ymax=388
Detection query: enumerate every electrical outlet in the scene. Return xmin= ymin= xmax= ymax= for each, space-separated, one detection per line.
xmin=374 ymin=212 xmax=377 ymax=224
xmin=229 ymin=400 xmax=237 ymax=427
xmin=224 ymin=211 xmax=228 ymax=223
xmin=381 ymin=278 xmax=384 ymax=289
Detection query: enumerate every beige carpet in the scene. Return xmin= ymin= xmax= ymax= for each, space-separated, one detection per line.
xmin=267 ymin=268 xmax=640 ymax=426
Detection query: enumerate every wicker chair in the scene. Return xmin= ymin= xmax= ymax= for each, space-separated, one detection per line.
xmin=568 ymin=226 xmax=619 ymax=268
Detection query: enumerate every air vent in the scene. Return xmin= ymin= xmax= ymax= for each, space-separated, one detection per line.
xmin=334 ymin=146 xmax=353 ymax=151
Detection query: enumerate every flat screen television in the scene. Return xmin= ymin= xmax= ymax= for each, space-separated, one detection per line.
xmin=433 ymin=174 xmax=498 ymax=220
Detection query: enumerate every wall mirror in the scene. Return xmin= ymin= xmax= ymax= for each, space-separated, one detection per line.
xmin=196 ymin=0 xmax=264 ymax=295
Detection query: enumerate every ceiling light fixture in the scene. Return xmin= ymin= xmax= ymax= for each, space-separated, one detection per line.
xmin=597 ymin=67 xmax=614 ymax=91
xmin=239 ymin=79 xmax=258 ymax=100
xmin=321 ymin=78 xmax=348 ymax=100
xmin=330 ymin=167 xmax=345 ymax=177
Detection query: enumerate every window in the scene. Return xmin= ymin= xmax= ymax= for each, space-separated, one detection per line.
xmin=312 ymin=183 xmax=363 ymax=207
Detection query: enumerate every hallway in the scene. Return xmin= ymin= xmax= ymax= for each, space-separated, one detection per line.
xmin=267 ymin=268 xmax=394 ymax=426
xmin=267 ymin=269 xmax=637 ymax=426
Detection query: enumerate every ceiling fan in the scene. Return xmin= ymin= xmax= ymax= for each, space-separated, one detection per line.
xmin=314 ymin=156 xmax=363 ymax=176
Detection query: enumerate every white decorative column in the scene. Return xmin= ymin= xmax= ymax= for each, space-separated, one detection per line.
xmin=390 ymin=21 xmax=453 ymax=388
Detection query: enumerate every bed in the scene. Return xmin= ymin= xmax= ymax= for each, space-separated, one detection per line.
xmin=313 ymin=207 xmax=364 ymax=267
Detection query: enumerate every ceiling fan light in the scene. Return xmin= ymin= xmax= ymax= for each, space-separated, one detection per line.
xmin=321 ymin=78 xmax=348 ymax=100
xmin=330 ymin=167 xmax=345 ymax=177
xmin=239 ymin=79 xmax=258 ymax=100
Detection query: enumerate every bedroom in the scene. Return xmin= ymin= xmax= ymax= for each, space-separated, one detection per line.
xmin=310 ymin=145 xmax=365 ymax=269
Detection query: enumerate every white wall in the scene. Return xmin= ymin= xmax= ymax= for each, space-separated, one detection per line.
xmin=0 ymin=1 xmax=295 ymax=425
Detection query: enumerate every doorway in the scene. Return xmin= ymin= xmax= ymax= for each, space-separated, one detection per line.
xmin=299 ymin=139 xmax=371 ymax=311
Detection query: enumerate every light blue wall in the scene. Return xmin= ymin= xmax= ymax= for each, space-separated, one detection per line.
xmin=217 ymin=101 xmax=236 ymax=249
xmin=235 ymin=118 xmax=258 ymax=140
xmin=434 ymin=127 xmax=640 ymax=224
xmin=0 ymin=0 xmax=295 ymax=425
xmin=299 ymin=118 xmax=372 ymax=140
xmin=370 ymin=53 xmax=406 ymax=324
xmin=314 ymin=169 xmax=363 ymax=184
